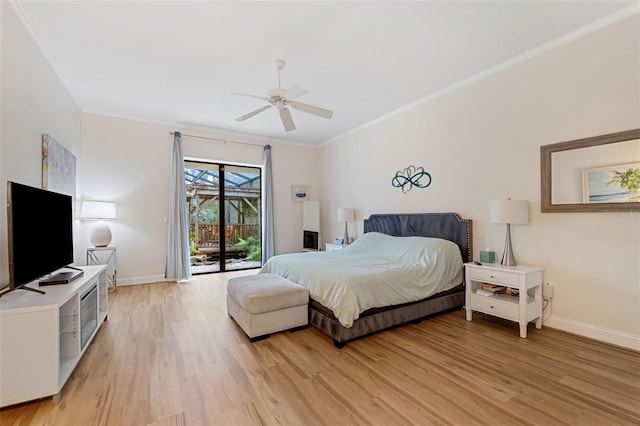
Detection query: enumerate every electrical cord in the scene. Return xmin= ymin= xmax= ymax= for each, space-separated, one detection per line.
xmin=542 ymin=298 xmax=552 ymax=322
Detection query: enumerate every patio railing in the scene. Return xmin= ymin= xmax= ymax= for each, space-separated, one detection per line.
xmin=192 ymin=223 xmax=260 ymax=248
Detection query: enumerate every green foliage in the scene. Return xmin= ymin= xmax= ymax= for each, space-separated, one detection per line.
xmin=236 ymin=236 xmax=262 ymax=261
xmin=188 ymin=231 xmax=198 ymax=255
xmin=199 ymin=207 xmax=215 ymax=223
xmin=190 ymin=240 xmax=199 ymax=256
xmin=607 ymin=168 xmax=640 ymax=200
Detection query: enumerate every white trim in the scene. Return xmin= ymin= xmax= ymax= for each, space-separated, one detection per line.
xmin=544 ymin=315 xmax=640 ymax=351
xmin=81 ymin=110 xmax=314 ymax=149
xmin=115 ymin=275 xmax=170 ymax=286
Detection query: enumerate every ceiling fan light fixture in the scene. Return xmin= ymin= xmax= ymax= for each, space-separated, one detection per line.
xmin=267 ymin=88 xmax=285 ymax=97
xmin=232 ymin=59 xmax=334 ymax=131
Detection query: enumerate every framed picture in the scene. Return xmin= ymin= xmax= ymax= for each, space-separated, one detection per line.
xmin=291 ymin=184 xmax=309 ymax=203
xmin=582 ymin=162 xmax=640 ymax=203
xmin=42 ymin=134 xmax=77 ymax=205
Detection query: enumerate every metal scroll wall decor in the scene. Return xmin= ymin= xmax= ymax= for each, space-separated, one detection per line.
xmin=392 ymin=165 xmax=432 ymax=193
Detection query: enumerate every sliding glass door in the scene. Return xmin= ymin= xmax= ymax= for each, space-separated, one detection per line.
xmin=184 ymin=161 xmax=262 ymax=274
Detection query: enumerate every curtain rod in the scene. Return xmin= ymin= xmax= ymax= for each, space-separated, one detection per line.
xmin=170 ymin=131 xmax=266 ymax=148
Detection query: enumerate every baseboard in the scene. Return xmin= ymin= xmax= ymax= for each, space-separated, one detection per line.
xmin=116 ymin=275 xmax=170 ymax=286
xmin=116 ymin=271 xmax=251 ymax=286
xmin=544 ymin=315 xmax=640 ymax=351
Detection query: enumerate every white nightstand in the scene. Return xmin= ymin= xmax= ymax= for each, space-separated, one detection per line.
xmin=465 ymin=262 xmax=543 ymax=338
xmin=325 ymin=243 xmax=344 ymax=252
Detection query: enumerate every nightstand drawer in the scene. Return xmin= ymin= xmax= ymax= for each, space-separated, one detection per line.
xmin=469 ymin=268 xmax=518 ymax=286
xmin=470 ymin=294 xmax=518 ymax=320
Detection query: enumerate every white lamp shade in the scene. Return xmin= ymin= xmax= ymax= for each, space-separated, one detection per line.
xmin=81 ymin=201 xmax=117 ymax=219
xmin=337 ymin=208 xmax=355 ymax=223
xmin=490 ymin=199 xmax=529 ymax=224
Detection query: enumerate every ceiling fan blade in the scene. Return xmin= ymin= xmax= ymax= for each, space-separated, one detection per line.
xmin=279 ymin=108 xmax=296 ymax=132
xmin=230 ymin=92 xmax=268 ymax=101
xmin=283 ymin=85 xmax=308 ymax=100
xmin=235 ymin=105 xmax=272 ymax=122
xmin=290 ymin=101 xmax=334 ymax=119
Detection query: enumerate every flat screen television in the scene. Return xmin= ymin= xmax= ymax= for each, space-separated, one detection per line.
xmin=2 ymin=181 xmax=81 ymax=297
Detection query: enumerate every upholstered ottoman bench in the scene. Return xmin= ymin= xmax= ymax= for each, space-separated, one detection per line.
xmin=227 ymin=273 xmax=309 ymax=341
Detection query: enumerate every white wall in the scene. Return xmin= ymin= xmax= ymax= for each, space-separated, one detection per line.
xmin=0 ymin=2 xmax=83 ymax=286
xmin=1 ymin=0 xmax=320 ymax=287
xmin=80 ymin=115 xmax=319 ymax=285
xmin=318 ymin=14 xmax=640 ymax=349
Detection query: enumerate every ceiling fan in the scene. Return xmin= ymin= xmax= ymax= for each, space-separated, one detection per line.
xmin=234 ymin=59 xmax=334 ymax=132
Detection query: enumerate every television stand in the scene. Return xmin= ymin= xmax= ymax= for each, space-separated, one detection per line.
xmin=0 ymin=265 xmax=108 ymax=407
xmin=0 ymin=285 xmax=45 ymax=297
xmin=17 ymin=286 xmax=45 ymax=295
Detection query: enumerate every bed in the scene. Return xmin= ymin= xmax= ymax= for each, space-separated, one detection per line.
xmin=260 ymin=212 xmax=472 ymax=347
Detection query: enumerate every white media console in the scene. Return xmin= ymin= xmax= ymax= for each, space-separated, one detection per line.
xmin=0 ymin=265 xmax=108 ymax=407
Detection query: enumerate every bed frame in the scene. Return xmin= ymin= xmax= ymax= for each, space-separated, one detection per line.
xmin=308 ymin=212 xmax=472 ymax=348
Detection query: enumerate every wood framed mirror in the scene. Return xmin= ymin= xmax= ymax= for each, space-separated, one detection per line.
xmin=541 ymin=128 xmax=640 ymax=213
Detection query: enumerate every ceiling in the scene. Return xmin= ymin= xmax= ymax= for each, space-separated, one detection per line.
xmin=13 ymin=1 xmax=638 ymax=146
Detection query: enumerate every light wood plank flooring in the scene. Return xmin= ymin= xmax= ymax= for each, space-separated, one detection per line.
xmin=1 ymin=270 xmax=639 ymax=425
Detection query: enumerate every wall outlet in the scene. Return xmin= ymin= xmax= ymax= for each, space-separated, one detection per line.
xmin=543 ymin=283 xmax=554 ymax=300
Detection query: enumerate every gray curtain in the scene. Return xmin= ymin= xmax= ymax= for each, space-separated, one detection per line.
xmin=263 ymin=144 xmax=275 ymax=262
xmin=165 ymin=131 xmax=192 ymax=281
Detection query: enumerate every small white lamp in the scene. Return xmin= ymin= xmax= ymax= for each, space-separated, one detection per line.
xmin=337 ymin=208 xmax=355 ymax=245
xmin=81 ymin=201 xmax=117 ymax=247
xmin=490 ymin=199 xmax=528 ymax=266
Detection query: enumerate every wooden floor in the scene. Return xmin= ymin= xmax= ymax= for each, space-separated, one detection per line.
xmin=2 ymin=271 xmax=639 ymax=426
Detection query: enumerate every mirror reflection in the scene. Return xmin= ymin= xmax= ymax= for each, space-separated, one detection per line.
xmin=552 ymin=139 xmax=640 ymax=204
xmin=541 ymin=128 xmax=640 ymax=213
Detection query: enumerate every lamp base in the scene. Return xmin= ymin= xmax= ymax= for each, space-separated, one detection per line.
xmin=501 ymin=223 xmax=517 ymax=266
xmin=343 ymin=222 xmax=350 ymax=245
xmin=90 ymin=220 xmax=112 ymax=247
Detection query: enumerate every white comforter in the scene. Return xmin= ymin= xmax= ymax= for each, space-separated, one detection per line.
xmin=259 ymin=232 xmax=463 ymax=327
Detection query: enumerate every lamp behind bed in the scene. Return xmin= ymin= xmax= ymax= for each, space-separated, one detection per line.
xmin=337 ymin=208 xmax=355 ymax=244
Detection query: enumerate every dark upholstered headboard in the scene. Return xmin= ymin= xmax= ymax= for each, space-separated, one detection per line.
xmin=363 ymin=213 xmax=472 ymax=263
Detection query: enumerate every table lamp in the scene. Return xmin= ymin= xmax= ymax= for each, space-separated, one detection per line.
xmin=337 ymin=208 xmax=354 ymax=245
xmin=490 ymin=199 xmax=528 ymax=266
xmin=81 ymin=201 xmax=117 ymax=247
